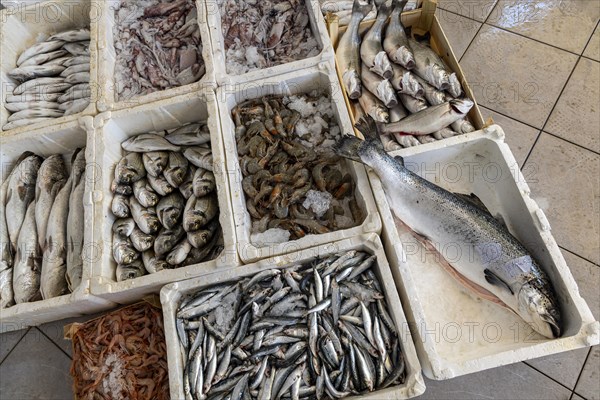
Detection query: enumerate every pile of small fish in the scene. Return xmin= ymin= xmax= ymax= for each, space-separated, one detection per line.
xmin=233 ymin=94 xmax=363 ymax=244
xmin=336 ymin=0 xmax=476 ymax=150
xmin=320 ymin=0 xmax=418 ymax=25
xmin=69 ymin=302 xmax=170 ymax=399
xmin=3 ymin=29 xmax=91 ymax=131
xmin=113 ymin=0 xmax=206 ymax=101
xmin=0 ymin=149 xmax=87 ymax=308
xmin=110 ymin=124 xmax=223 ymax=282
xmin=175 ymin=251 xmax=406 ymax=399
xmin=219 ymin=0 xmax=320 ymax=75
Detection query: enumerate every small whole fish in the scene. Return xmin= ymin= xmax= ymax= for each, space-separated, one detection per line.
xmin=188 ymin=217 xmax=220 ymax=249
xmin=19 ymin=49 xmax=69 ymax=67
xmin=383 ymin=0 xmax=415 ymax=69
xmin=166 ymin=239 xmax=192 ymax=266
xmin=2 ymin=118 xmax=53 ymax=131
xmin=130 ymin=198 xmax=161 ymax=235
xmin=358 ymin=88 xmax=389 ymax=123
xmin=35 ymin=155 xmax=68 ymax=250
xmin=7 ymin=109 xmax=64 ymax=122
xmin=360 ymin=0 xmax=393 ymax=79
xmin=451 ymin=118 xmax=476 ymax=134
xmin=142 ymin=250 xmax=168 ymax=274
xmin=164 ymin=152 xmax=189 ymax=188
xmin=390 ymin=63 xmax=424 ymax=98
xmin=5 ymin=93 xmax=62 ymax=103
xmin=179 ymin=165 xmax=197 ymax=199
xmin=133 ymin=179 xmax=159 ymax=208
xmin=63 ymin=56 xmax=91 ymax=67
xmin=17 ymin=40 xmax=66 ymax=66
xmin=156 ymin=192 xmax=185 ymax=230
xmin=65 ymin=72 xmax=90 ymax=85
xmin=154 ymin=225 xmax=186 ymax=256
xmin=336 ymin=0 xmax=373 ymax=99
xmin=122 ymin=134 xmax=181 ymax=153
xmin=183 ymin=194 xmax=219 ymax=232
xmin=5 ymin=101 xmax=61 ymax=113
xmin=115 ymin=152 xmax=146 ymax=184
xmin=116 ymin=260 xmax=146 ymax=282
xmin=147 ymin=174 xmax=175 ymax=196
xmin=380 ymin=99 xmax=474 ymax=136
xmin=130 ymin=227 xmax=155 ymax=253
xmin=410 ymin=37 xmax=455 ymax=92
xmin=399 ymin=93 xmax=428 ymax=114
xmin=113 ymin=232 xmax=139 ymax=266
xmin=12 ymin=77 xmax=71 ymax=95
xmin=166 ymin=123 xmax=211 ymax=145
xmin=336 ymin=117 xmax=562 ymax=339
xmin=63 ymin=42 xmax=89 ymax=56
xmin=412 ymin=73 xmax=447 ymax=106
xmin=63 ymin=98 xmax=90 ymax=116
xmin=60 ymin=63 xmax=90 ymax=78
xmin=361 ymin=65 xmax=398 ymax=108
xmin=183 ymin=147 xmax=213 ymax=171
xmin=192 ymin=168 xmax=216 ymax=198
xmin=12 ymin=202 xmax=42 ymax=304
xmin=1 ymin=168 xmax=16 ymax=308
xmin=8 ymin=65 xmax=67 ymax=82
xmin=48 ymin=29 xmax=90 ymax=42
xmin=143 ymin=152 xmax=170 ymax=177
xmin=113 ymin=218 xmax=136 ymax=237
xmin=66 ymin=171 xmax=85 ymax=291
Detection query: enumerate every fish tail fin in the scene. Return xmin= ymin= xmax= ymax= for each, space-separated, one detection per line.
xmin=355 ymin=115 xmax=383 ymax=145
xmin=335 ymin=116 xmax=386 ymax=163
xmin=392 ymin=0 xmax=408 ymax=15
xmin=353 ymin=0 xmax=373 ymax=18
xmin=334 ymin=135 xmax=364 ymax=163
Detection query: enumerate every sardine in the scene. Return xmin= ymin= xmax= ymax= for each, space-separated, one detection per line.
xmin=360 ymin=1 xmax=393 ymax=79
xmin=48 ymin=29 xmax=90 ymax=42
xmin=335 ymin=0 xmax=373 ymax=99
xmin=143 ymin=152 xmax=170 ymax=178
xmin=8 ymin=65 xmax=66 ymax=82
xmin=35 ymin=155 xmax=68 ymax=250
xmin=361 ymin=65 xmax=398 ymax=108
xmin=12 ymin=202 xmax=42 ymax=304
xmin=383 ymin=0 xmax=415 ymax=69
xmin=358 ymin=89 xmax=389 ymax=123
xmin=381 ymin=99 xmax=473 ymax=136
xmin=17 ymin=40 xmax=66 ymax=66
xmin=122 ymin=134 xmax=181 ymax=152
xmin=335 ymin=117 xmax=562 ymax=339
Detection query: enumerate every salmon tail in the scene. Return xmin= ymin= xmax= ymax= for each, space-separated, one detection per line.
xmin=355 ymin=115 xmax=381 ymax=142
xmin=335 ymin=116 xmax=385 ymax=163
xmin=334 ymin=135 xmax=364 ymax=163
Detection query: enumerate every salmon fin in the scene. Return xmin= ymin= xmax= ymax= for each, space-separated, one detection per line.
xmin=334 ymin=135 xmax=364 ymax=163
xmin=484 ymin=268 xmax=514 ymax=295
xmin=454 ymin=192 xmax=490 ymax=214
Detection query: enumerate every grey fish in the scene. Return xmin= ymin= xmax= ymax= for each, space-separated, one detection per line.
xmin=35 ymin=155 xmax=68 ymax=250
xmin=380 ymin=99 xmax=473 ymax=136
xmin=12 ymin=202 xmax=42 ymax=304
xmin=141 ymin=250 xmax=168 ymax=274
xmin=157 ymin=192 xmax=185 ymax=230
xmin=358 ymin=88 xmax=389 ymax=123
xmin=112 ymin=194 xmax=130 ymax=218
xmin=116 ymin=260 xmax=146 ymax=282
xmin=17 ymin=40 xmax=65 ymax=66
xmin=179 ymin=165 xmax=197 ymax=199
xmin=5 ymin=101 xmax=61 ymax=113
xmin=183 ymin=147 xmax=213 ymax=171
xmin=6 ymin=154 xmax=43 ymax=250
xmin=122 ymin=134 xmax=181 ymax=152
xmin=45 ymin=56 xmax=73 ymax=66
xmin=66 ymin=172 xmax=85 ymax=291
xmin=183 ymin=194 xmax=219 ymax=232
xmin=7 ymin=109 xmax=64 ymax=122
xmin=2 ymin=118 xmax=53 ymax=131
xmin=112 ymin=232 xmax=139 ymax=265
xmin=111 ymin=180 xmax=133 ymax=196
xmin=58 ymin=90 xmax=90 ymax=104
xmin=433 ymin=127 xmax=459 ymax=140
xmin=5 ymin=93 xmax=61 ymax=103
xmin=399 ymin=92 xmax=428 ymax=114
xmin=335 ymin=0 xmax=373 ymax=99
xmin=383 ymin=0 xmax=415 ymax=69
xmin=155 ymin=225 xmax=186 ymax=256
xmin=361 ymin=65 xmax=398 ymax=108
xmin=65 ymin=71 xmax=90 ymax=85
xmin=12 ymin=77 xmax=71 ymax=95
xmin=147 ymin=174 xmax=175 ymax=196
xmin=164 ymin=152 xmax=189 ymax=188
xmin=63 ymin=56 xmax=90 ymax=67
xmin=410 ymin=37 xmax=457 ymax=92
xmin=63 ymin=98 xmax=90 ymax=116
xmin=60 ymin=63 xmax=90 ymax=78
xmin=112 ymin=218 xmax=136 ymax=237
xmin=193 ymin=168 xmax=216 ymax=198
xmin=166 ymin=123 xmax=211 ymax=145
xmin=335 ymin=116 xmax=562 ymax=338
xmin=129 ymin=198 xmax=161 ymax=235
xmin=8 ymin=65 xmax=66 ymax=82
xmin=143 ymin=152 xmax=170 ymax=177
xmin=133 ymin=179 xmax=159 ymax=208
xmin=19 ymin=49 xmax=69 ymax=67
xmin=412 ymin=73 xmax=447 ymax=106
xmin=62 ymin=42 xmax=89 ymax=56
xmin=115 ymin=152 xmax=146 ymax=184
xmin=451 ymin=118 xmax=476 ymax=134
xmin=390 ymin=63 xmax=424 ymax=98
xmin=0 ymin=172 xmax=14 ymax=307
xmin=361 ymin=1 xmax=393 ymax=79
xmin=166 ymin=239 xmax=192 ymax=266
xmin=48 ymin=29 xmax=90 ymax=42
xmin=187 ymin=217 xmax=220 ymax=249
xmin=130 ymin=227 xmax=155 ymax=252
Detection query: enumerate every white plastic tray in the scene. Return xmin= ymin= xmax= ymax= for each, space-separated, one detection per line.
xmin=369 ymin=125 xmax=600 ymax=379
xmin=89 ymin=90 xmax=240 ymax=304
xmin=217 ymin=63 xmax=381 ymax=264
xmin=203 ymin=0 xmax=334 ymax=86
xmin=94 ymin=0 xmax=216 ymax=113
xmin=0 ymin=117 xmax=116 ymax=333
xmin=161 ymin=234 xmax=426 ymax=400
xmin=0 ymin=0 xmax=98 ymax=135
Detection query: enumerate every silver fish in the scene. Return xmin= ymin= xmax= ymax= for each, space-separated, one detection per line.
xmin=183 ymin=194 xmax=219 ymax=232
xmin=17 ymin=40 xmax=66 ymax=66
xmin=183 ymin=147 xmax=213 ymax=171
xmin=60 ymin=63 xmax=90 ymax=78
xmin=12 ymin=77 xmax=71 ymax=95
xmin=112 ymin=232 xmax=139 ymax=265
xmin=113 ymin=218 xmax=136 ymax=237
xmin=5 ymin=93 xmax=61 ymax=103
xmin=361 ymin=65 xmax=398 ymax=108
xmin=412 ymin=73 xmax=447 ymax=106
xmin=167 ymin=239 xmax=192 ymax=266
xmin=179 ymin=165 xmax=197 ymax=199
xmin=193 ymin=168 xmax=216 ymax=198
xmin=142 ymin=250 xmax=168 ymax=274
xmin=336 ymin=117 xmax=562 ymax=338
xmin=130 ymin=198 xmax=161 ymax=235
xmin=390 ymin=63 xmax=424 ymax=98
xmin=12 ymin=202 xmax=42 ymax=304
xmin=115 ymin=152 xmax=146 ymax=184
xmin=147 ymin=174 xmax=175 ymax=196
xmin=130 ymin=227 xmax=155 ymax=253
xmin=122 ymin=134 xmax=181 ymax=152
xmin=143 ymin=152 xmax=170 ymax=177
xmin=451 ymin=118 xmax=476 ymax=134
xmin=358 ymin=88 xmax=389 ymax=123
xmin=6 ymin=154 xmax=42 ymax=250
xmin=360 ymin=1 xmax=393 ymax=79
xmin=116 ymin=260 xmax=146 ymax=282
xmin=35 ymin=155 xmax=68 ymax=250
xmin=399 ymin=93 xmax=428 ymax=114
xmin=188 ymin=217 xmax=220 ymax=249
xmin=381 ymin=99 xmax=473 ymax=136
xmin=410 ymin=37 xmax=453 ymax=91
xmin=433 ymin=127 xmax=459 ymax=140
xmin=19 ymin=50 xmax=69 ymax=67
xmin=63 ymin=56 xmax=91 ymax=67
xmin=8 ymin=65 xmax=66 ymax=82
xmin=62 ymin=42 xmax=89 ymax=56
xmin=5 ymin=101 xmax=61 ymax=113
xmin=133 ymin=179 xmax=159 ymax=208
xmin=111 ymin=180 xmax=133 ymax=196
xmin=2 ymin=118 xmax=53 ymax=131
xmin=383 ymin=0 xmax=415 ymax=69
xmin=45 ymin=56 xmax=73 ymax=66
xmin=155 ymin=225 xmax=186 ymax=256
xmin=63 ymin=98 xmax=90 ymax=116
xmin=66 ymin=173 xmax=85 ymax=291
xmin=7 ymin=109 xmax=64 ymax=122
xmin=388 ymin=104 xmax=420 ymax=148
xmin=112 ymin=194 xmax=130 ymax=219
xmin=166 ymin=123 xmax=211 ymax=145
xmin=164 ymin=152 xmax=189 ymax=188
xmin=157 ymin=192 xmax=185 ymax=230
xmin=335 ymin=0 xmax=373 ymax=99
xmin=65 ymin=71 xmax=90 ymax=85
xmin=1 ymin=167 xmax=16 ymax=308
xmin=48 ymin=29 xmax=90 ymax=42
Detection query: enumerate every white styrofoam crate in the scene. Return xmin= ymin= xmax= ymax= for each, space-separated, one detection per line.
xmin=203 ymin=0 xmax=334 ymax=86
xmin=369 ymin=125 xmax=600 ymax=379
xmin=161 ymin=234 xmax=426 ymax=400
xmin=0 ymin=117 xmax=117 ymax=333
xmin=89 ymin=90 xmax=240 ymax=305
xmin=94 ymin=0 xmax=216 ymax=113
xmin=217 ymin=63 xmax=381 ymax=264
xmin=0 ymin=0 xmax=98 ymax=135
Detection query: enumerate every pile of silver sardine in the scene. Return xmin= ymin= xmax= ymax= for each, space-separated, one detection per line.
xmin=110 ymin=123 xmax=223 ymax=282
xmin=176 ymin=250 xmax=406 ymax=399
xmin=3 ymin=29 xmax=92 ymax=131
xmin=0 ymin=149 xmax=87 ymax=308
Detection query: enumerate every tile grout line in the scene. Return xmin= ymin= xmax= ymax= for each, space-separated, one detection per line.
xmin=0 ymin=328 xmax=30 ymax=366
xmin=543 ymin=132 xmax=600 ymax=156
xmin=559 ymin=246 xmax=600 ymax=268
xmin=455 ymin=2 xmax=497 ymax=65
xmin=579 ymin=20 xmax=600 ymax=58
xmin=34 ymin=327 xmax=72 ymax=360
xmin=570 ymin=347 xmax=593 ymax=400
xmin=522 ymin=361 xmax=580 ymax=393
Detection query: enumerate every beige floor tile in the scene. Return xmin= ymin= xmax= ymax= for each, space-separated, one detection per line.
xmin=0 ymin=328 xmax=27 ymax=364
xmin=545 ymin=58 xmax=600 ymax=153
xmin=420 ymin=362 xmax=572 ymax=399
xmin=525 ymin=133 xmax=600 ymax=264
xmin=488 ymin=1 xmax=600 ymax=54
xmin=572 ymin=394 xmax=585 ymax=400
xmin=575 ymin=346 xmax=600 ymax=400
xmin=436 ymin=9 xmax=482 ymax=59
xmin=525 ymin=347 xmax=589 ymax=389
xmin=584 ymin=24 xmax=600 ymax=61
xmin=480 ymin=105 xmax=539 ymax=166
xmin=437 ymin=0 xmax=498 ymax=22
xmin=461 ymin=25 xmax=578 ymax=129
xmin=563 ymin=249 xmax=600 ymax=321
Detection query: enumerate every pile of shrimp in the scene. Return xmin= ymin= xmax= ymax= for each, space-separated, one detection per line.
xmin=70 ymin=303 xmax=170 ymax=400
